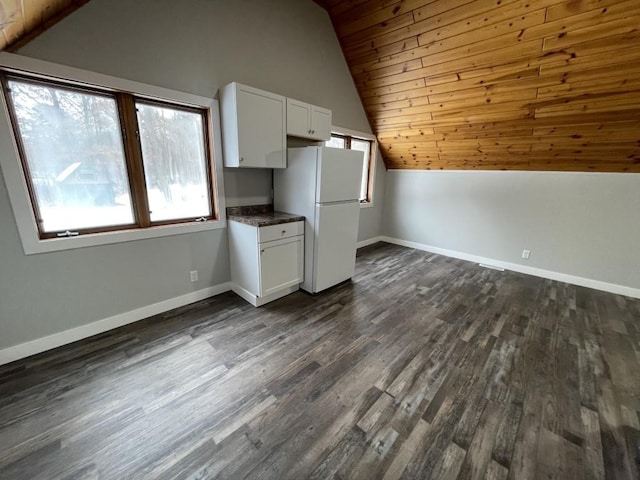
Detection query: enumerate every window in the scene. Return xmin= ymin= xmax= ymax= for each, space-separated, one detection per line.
xmin=325 ymin=129 xmax=376 ymax=204
xmin=1 ymin=73 xmax=217 ymax=240
xmin=136 ymin=101 xmax=212 ymax=223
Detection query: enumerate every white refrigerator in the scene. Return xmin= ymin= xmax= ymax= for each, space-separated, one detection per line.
xmin=274 ymin=146 xmax=364 ymax=294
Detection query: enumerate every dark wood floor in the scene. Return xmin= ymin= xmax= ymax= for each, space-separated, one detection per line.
xmin=1 ymin=243 xmax=640 ymax=480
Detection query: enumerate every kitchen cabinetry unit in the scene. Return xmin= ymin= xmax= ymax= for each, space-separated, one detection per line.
xmin=219 ymin=83 xmax=287 ymax=168
xmin=286 ymin=99 xmax=331 ymax=141
xmin=229 ymin=220 xmax=304 ymax=306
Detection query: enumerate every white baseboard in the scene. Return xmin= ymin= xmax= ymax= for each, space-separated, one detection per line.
xmin=0 ymin=282 xmax=232 ymax=366
xmin=230 ymin=283 xmax=299 ymax=307
xmin=4 ymin=237 xmax=637 ymax=366
xmin=379 ymin=236 xmax=640 ymax=300
xmin=357 ymin=236 xmax=385 ymax=249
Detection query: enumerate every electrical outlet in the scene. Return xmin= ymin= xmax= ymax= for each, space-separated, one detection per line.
xmin=190 ymin=270 xmax=199 ymax=282
xmin=522 ymin=249 xmax=531 ymax=259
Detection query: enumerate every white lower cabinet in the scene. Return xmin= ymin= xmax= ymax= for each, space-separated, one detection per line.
xmin=229 ymin=221 xmax=304 ymax=306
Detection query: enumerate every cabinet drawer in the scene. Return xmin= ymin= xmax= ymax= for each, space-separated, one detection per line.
xmin=259 ymin=221 xmax=304 ymax=243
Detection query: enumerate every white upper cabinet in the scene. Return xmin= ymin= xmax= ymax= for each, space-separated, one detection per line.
xmin=286 ymin=98 xmax=332 ymax=141
xmin=286 ymin=100 xmax=310 ymax=139
xmin=310 ymin=105 xmax=331 ymax=140
xmin=220 ymin=83 xmax=287 ymax=168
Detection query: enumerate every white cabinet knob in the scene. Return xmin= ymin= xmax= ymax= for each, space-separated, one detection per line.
xmin=240 ymin=157 xmax=244 ymax=163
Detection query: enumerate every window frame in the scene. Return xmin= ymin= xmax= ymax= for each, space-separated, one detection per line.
xmin=0 ymin=52 xmax=226 ymax=255
xmin=326 ymin=126 xmax=377 ymax=208
xmin=132 ymin=97 xmax=215 ymax=227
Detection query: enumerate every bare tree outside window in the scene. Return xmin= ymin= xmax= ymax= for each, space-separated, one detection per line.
xmin=2 ymin=73 xmax=217 ymax=239
xmin=136 ymin=103 xmax=211 ymax=222
xmin=7 ymin=79 xmax=134 ymax=232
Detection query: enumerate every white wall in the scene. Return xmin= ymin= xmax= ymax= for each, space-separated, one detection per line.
xmin=383 ymin=170 xmax=640 ymax=292
xmin=0 ymin=0 xmax=383 ymax=352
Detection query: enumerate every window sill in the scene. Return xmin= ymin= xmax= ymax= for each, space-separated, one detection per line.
xmin=19 ymin=219 xmax=227 ymax=255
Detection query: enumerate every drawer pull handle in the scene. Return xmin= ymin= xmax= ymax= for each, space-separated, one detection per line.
xmin=281 ymin=230 xmax=286 ymax=235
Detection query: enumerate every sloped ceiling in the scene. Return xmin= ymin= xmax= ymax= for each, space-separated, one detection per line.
xmin=0 ymin=0 xmax=89 ymax=51
xmin=316 ymin=0 xmax=640 ymax=171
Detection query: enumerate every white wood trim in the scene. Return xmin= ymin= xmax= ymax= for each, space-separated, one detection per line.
xmin=0 ymin=53 xmax=212 ymax=106
xmin=330 ymin=125 xmax=375 ymax=141
xmin=230 ymin=283 xmax=258 ymax=305
xmin=0 ymin=282 xmax=233 ymax=366
xmin=230 ymin=282 xmax=299 ymax=307
xmin=0 ymin=52 xmax=227 ymax=254
xmin=357 ymin=236 xmax=384 ymax=249
xmin=379 ymin=236 xmax=640 ymax=299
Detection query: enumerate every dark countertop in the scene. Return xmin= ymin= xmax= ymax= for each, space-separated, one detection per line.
xmin=227 ymin=205 xmax=304 ymax=227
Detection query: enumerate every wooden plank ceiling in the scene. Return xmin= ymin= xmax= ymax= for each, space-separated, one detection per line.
xmin=316 ymin=0 xmax=640 ymax=171
xmin=0 ymin=0 xmax=90 ymax=52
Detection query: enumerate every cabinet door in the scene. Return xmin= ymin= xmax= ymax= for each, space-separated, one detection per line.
xmin=286 ymin=99 xmax=311 ymax=138
xmin=237 ymin=86 xmax=286 ymax=168
xmin=259 ymin=237 xmax=303 ymax=297
xmin=310 ymin=106 xmax=332 ymax=141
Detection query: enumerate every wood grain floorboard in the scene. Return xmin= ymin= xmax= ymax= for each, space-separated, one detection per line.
xmin=1 ymin=242 xmax=639 ymax=479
